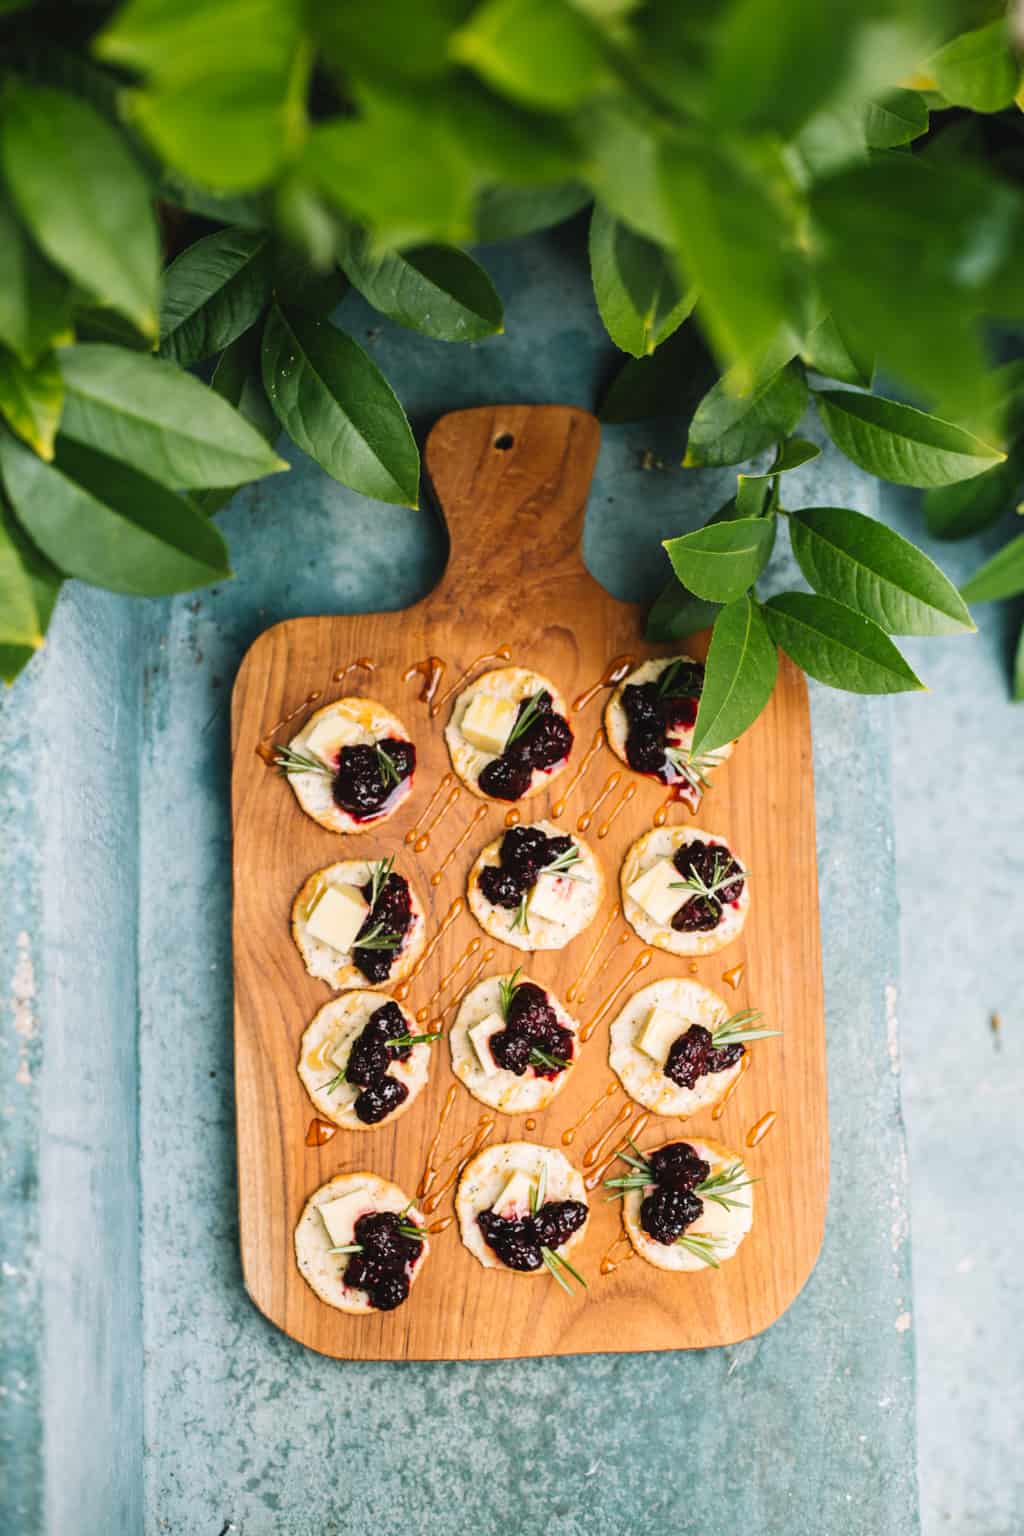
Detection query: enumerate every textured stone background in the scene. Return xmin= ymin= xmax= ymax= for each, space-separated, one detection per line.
xmin=3 ymin=220 xmax=1019 ymax=1535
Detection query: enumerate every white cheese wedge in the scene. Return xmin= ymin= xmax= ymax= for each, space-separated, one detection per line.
xmin=495 ymin=1170 xmax=535 ymax=1217
xmin=328 ymin=1031 xmax=353 ymax=1072
xmin=319 ymin=1188 xmax=369 ymax=1247
xmin=306 ymin=883 xmax=369 ymax=954
xmin=528 ymin=870 xmax=584 ymax=924
xmin=305 ymin=713 xmax=361 ymax=764
xmin=460 ymin=693 xmax=518 ymax=755
xmin=626 ymin=859 xmax=683 ymax=926
xmin=468 ymin=1011 xmax=504 ymax=1076
xmin=637 ymin=1004 xmax=685 ymax=1065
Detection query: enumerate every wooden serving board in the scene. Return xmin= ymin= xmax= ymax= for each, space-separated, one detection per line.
xmin=231 ymin=404 xmax=827 ymax=1361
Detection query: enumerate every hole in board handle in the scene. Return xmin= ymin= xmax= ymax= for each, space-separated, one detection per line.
xmin=494 ymin=433 xmax=514 ymax=451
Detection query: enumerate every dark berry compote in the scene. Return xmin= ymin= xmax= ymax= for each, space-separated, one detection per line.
xmin=477 ymin=691 xmax=572 ymax=801
xmin=332 ymin=737 xmax=415 ymax=821
xmin=638 ymin=1142 xmax=710 ymax=1245
xmin=663 ymin=1025 xmax=744 ymax=1089
xmin=478 ymin=824 xmax=575 ymax=912
xmin=478 ymin=1196 xmax=587 ymax=1271
xmin=343 ymin=1210 xmax=424 ymax=1310
xmin=489 ymin=979 xmax=575 ymax=1081
xmin=352 ymin=871 xmax=415 ymax=984
xmin=621 ymin=658 xmax=704 ymax=783
xmin=667 ymin=838 xmax=745 ymax=935
xmin=343 ymin=1000 xmax=412 ymax=1123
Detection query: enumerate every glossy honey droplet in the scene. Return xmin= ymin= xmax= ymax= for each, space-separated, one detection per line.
xmin=746 ymin=1110 xmax=778 ymax=1148
xmin=304 ymin=1117 xmax=337 ymax=1147
xmin=722 ymin=962 xmax=745 ymax=990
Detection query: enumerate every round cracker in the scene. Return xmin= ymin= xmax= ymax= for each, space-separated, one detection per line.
xmin=456 ymin=1141 xmax=588 ymax=1272
xmin=291 ymin=859 xmax=427 ymax=991
xmin=294 ymin=1171 xmax=429 ymax=1314
xmin=467 ymin=820 xmax=604 ymax=952
xmin=608 ymin=977 xmax=743 ymax=1117
xmin=444 ymin=666 xmax=572 ymax=802
xmin=620 ymin=826 xmax=749 ymax=957
xmin=285 ymin=696 xmax=416 ymax=833
xmin=297 ymin=991 xmax=431 ymax=1130
xmin=620 ymin=1135 xmax=753 ymax=1272
xmin=604 ymin=655 xmax=735 ymax=783
xmin=450 ymin=972 xmax=580 ymax=1114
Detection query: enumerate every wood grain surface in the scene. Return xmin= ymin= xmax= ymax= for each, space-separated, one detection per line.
xmin=230 ymin=404 xmax=828 ymax=1361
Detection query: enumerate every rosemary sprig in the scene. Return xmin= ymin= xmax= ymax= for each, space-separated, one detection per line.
xmin=540 ymin=843 xmax=586 ymax=881
xmin=504 ymin=690 xmax=545 ymax=748
xmin=328 ymin=1220 xmax=425 ymax=1256
xmin=710 ymin=1010 xmax=782 ymax=1048
xmin=530 ymin=1045 xmax=570 ymax=1072
xmin=274 ymin=744 xmax=331 ymax=778
xmin=663 ymin=743 xmax=725 ymax=794
xmin=511 ymin=892 xmax=530 ymax=933
xmin=498 ymin=967 xmax=523 ymax=1019
xmin=351 ymin=920 xmax=400 ymax=951
xmin=375 ymin=742 xmax=400 ymax=788
xmin=530 ymin=1162 xmax=548 ymax=1215
xmin=676 ymin=1232 xmax=728 ymax=1268
xmin=386 ymin=1031 xmax=443 ymax=1048
xmin=541 ymin=1244 xmax=588 ymax=1294
xmin=324 ymin=1065 xmax=348 ymax=1095
xmin=670 ymin=849 xmax=748 ymax=913
xmin=365 ymin=855 xmax=394 ymax=912
xmin=694 ymin=1161 xmax=758 ymax=1212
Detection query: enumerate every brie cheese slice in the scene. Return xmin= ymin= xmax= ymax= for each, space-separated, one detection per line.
xmin=626 ymin=859 xmax=683 ymax=926
xmin=306 ymin=884 xmax=370 ymax=954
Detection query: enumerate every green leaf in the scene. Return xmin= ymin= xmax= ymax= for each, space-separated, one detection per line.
xmin=664 ymin=516 xmax=777 ymax=605
xmin=959 ymin=534 xmax=1024 ymax=604
xmin=270 ymin=245 xmax=349 ymax=319
xmin=588 ymin=205 xmax=694 ymax=358
xmin=799 ymin=312 xmax=872 ymax=388
xmin=475 ymin=181 xmax=590 ymax=242
xmin=816 ymin=391 xmax=1005 ymax=488
xmin=0 ymin=191 xmax=74 ymax=365
xmin=0 ymin=431 xmax=232 ymax=595
xmin=739 ymin=438 xmax=821 ymax=480
xmin=1 ymin=85 xmax=160 ymax=337
xmin=159 ymin=228 xmax=273 ymax=368
xmin=659 ymin=133 xmax=797 ymax=387
xmin=0 ymin=505 xmax=61 ymax=683
xmin=1014 ymin=620 xmax=1024 ymax=703
xmin=96 ymin=0 xmax=309 ymax=191
xmin=929 ymin=20 xmax=1019 ymax=113
xmin=0 ymin=347 xmax=62 ymax=460
xmin=685 ymin=361 xmax=807 ymax=469
xmin=261 ymin=304 xmax=419 ymax=507
xmin=451 ymin=0 xmax=610 ymax=111
xmin=864 ymin=89 xmax=930 ymax=148
xmin=691 ymin=595 xmax=778 ymax=755
xmin=788 ymin=506 xmax=975 ymax=636
xmin=598 ymin=323 xmax=716 ymax=424
xmin=924 ymin=456 xmax=1021 ymax=541
xmin=646 ymin=579 xmax=721 ymax=644
xmin=337 ymin=228 xmax=503 ymax=343
xmin=733 ymin=480 xmax=771 ymax=518
xmin=58 ymin=344 xmax=288 ymax=490
xmin=763 ymin=591 xmax=924 ymax=693
xmin=196 ymin=327 xmax=280 ymax=515
xmin=580 ymin=101 xmax=674 ymax=248
xmin=310 ymin=0 xmax=461 ymax=81
xmin=0 ymin=493 xmax=41 ymax=646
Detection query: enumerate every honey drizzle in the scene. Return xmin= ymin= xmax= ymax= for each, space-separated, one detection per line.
xmin=304 ymin=1117 xmax=337 ymax=1147
xmin=405 ymin=773 xmax=455 ymax=848
xmin=404 ymin=656 xmax=446 ymax=709
xmin=412 ymin=784 xmax=460 ymax=853
xmin=585 ymin=1112 xmax=651 ymax=1191
xmin=430 ymin=645 xmax=512 ymax=717
xmin=722 ymin=962 xmax=745 ymax=991
xmin=393 ymin=899 xmax=465 ymax=1001
xmin=653 ymin=779 xmax=700 ymax=826
xmin=746 ymin=1110 xmax=778 ymax=1148
xmin=572 ymin=653 xmax=638 ymax=713
xmin=428 ymin=948 xmax=495 ymax=1031
xmin=504 ymin=808 xmax=521 ymax=828
xmin=417 ymin=1086 xmax=458 ymax=1197
xmin=579 ymin=949 xmax=653 ymax=1042
xmin=599 ymin=1232 xmax=635 ymax=1276
xmin=597 ymin=783 xmax=637 ymax=839
xmin=561 ymin=1080 xmax=619 ymax=1146
xmin=421 ymin=1117 xmax=495 ymax=1214
xmin=524 ymin=1117 xmax=537 ymax=1131
xmin=551 ymin=728 xmax=605 ymax=818
xmin=425 ymin=1214 xmax=454 ymax=1235
xmin=577 ymin=771 xmax=621 ymax=833
xmin=255 ymin=658 xmax=376 ymax=763
xmin=581 ymin=1103 xmax=633 ymax=1168
xmin=415 ymin=937 xmax=482 ymax=1022
xmin=711 ymin=1053 xmax=751 ymax=1120
xmin=566 ymin=905 xmax=622 ymax=1004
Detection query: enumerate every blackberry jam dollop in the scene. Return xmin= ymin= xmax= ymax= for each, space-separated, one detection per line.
xmin=477 ymin=691 xmax=572 ymax=801
xmin=352 ymin=871 xmax=414 ymax=984
xmin=343 ymin=1211 xmax=423 ymax=1310
xmin=663 ymin=1024 xmax=744 ymax=1090
xmin=344 ymin=1000 xmax=411 ymax=1123
xmin=668 ymin=839 xmax=745 ymax=934
xmin=621 ymin=660 xmax=704 ymax=782
xmin=639 ymin=1140 xmax=711 ymax=1245
xmin=477 ymin=825 xmax=574 ymax=911
xmin=332 ymin=738 xmax=415 ymax=821
xmin=478 ymin=1198 xmax=587 ymax=1271
xmin=490 ymin=980 xmax=574 ymax=1079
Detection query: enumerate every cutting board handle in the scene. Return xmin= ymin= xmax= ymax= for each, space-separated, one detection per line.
xmin=423 ymin=404 xmax=601 ymax=605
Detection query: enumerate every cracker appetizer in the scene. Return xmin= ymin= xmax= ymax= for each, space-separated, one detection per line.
xmin=449 ymin=970 xmax=580 ymax=1113
xmin=468 ymin=820 xmax=603 ymax=952
xmin=605 ymin=1137 xmax=754 ymax=1272
xmin=445 ymin=666 xmax=572 ymax=802
xmin=456 ymin=1141 xmax=588 ymax=1290
xmin=609 ymin=978 xmax=778 ymax=1117
xmin=298 ymin=993 xmax=438 ymax=1128
xmin=620 ymin=826 xmax=749 ymax=956
xmin=277 ymin=696 xmax=415 ymax=832
xmin=604 ymin=656 xmax=733 ymax=803
xmin=292 ymin=856 xmax=426 ymax=990
xmin=294 ymin=1171 xmax=429 ymax=1313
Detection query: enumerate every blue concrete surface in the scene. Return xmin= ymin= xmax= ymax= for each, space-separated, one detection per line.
xmin=1 ymin=223 xmax=929 ymax=1535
